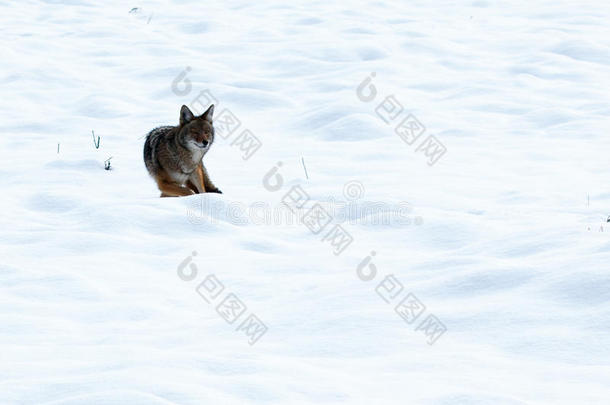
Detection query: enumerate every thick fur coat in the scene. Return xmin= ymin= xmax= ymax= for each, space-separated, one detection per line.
xmin=143 ymin=104 xmax=221 ymax=197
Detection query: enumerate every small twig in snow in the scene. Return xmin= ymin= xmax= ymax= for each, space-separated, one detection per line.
xmin=301 ymin=157 xmax=309 ymax=180
xmin=92 ymin=130 xmax=100 ymax=149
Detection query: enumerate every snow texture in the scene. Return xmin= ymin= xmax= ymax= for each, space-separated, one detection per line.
xmin=1 ymin=0 xmax=610 ymax=404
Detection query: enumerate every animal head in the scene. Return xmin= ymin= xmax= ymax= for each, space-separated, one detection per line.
xmin=178 ymin=104 xmax=215 ymax=151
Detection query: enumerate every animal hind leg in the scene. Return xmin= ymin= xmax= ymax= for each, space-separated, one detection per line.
xmin=157 ymin=180 xmax=195 ymax=197
xmin=186 ymin=179 xmax=200 ymax=194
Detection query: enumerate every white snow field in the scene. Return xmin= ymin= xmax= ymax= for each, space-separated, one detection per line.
xmin=1 ymin=0 xmax=610 ymax=403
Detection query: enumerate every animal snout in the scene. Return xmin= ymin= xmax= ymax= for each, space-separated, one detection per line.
xmin=201 ymin=140 xmax=208 ymax=147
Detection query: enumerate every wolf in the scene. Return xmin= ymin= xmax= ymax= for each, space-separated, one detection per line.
xmin=143 ymin=104 xmax=221 ymax=197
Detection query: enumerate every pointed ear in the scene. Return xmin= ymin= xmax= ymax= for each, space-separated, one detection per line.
xmin=180 ymin=105 xmax=194 ymax=126
xmin=201 ymin=104 xmax=214 ymax=123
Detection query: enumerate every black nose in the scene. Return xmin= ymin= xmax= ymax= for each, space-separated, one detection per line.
xmin=201 ymin=140 xmax=208 ymax=147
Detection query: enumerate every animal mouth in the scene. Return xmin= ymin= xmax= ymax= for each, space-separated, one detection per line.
xmin=191 ymin=140 xmax=208 ymax=149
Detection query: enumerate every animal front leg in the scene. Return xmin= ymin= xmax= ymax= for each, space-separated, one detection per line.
xmin=187 ymin=168 xmax=206 ymax=194
xmin=201 ymin=162 xmax=222 ymax=193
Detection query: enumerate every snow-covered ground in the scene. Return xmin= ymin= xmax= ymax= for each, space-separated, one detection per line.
xmin=1 ymin=0 xmax=610 ymax=403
